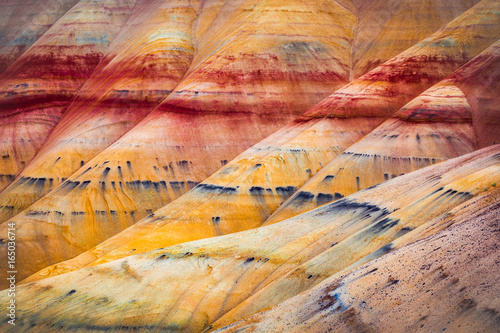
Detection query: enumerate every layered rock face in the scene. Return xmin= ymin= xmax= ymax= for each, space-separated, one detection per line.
xmin=0 ymin=0 xmax=499 ymax=332
xmin=216 ymin=185 xmax=500 ymax=333
xmin=0 ymin=0 xmax=80 ymax=73
xmin=5 ymin=146 xmax=500 ymax=332
xmin=0 ymin=0 xmax=137 ymax=193
xmin=267 ymin=40 xmax=500 ymax=224
xmin=16 ymin=0 xmax=500 ymax=283
xmin=0 ymin=0 xmax=201 ymax=223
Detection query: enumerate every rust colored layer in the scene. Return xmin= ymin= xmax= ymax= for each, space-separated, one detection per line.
xmin=0 ymin=0 xmax=137 ymax=193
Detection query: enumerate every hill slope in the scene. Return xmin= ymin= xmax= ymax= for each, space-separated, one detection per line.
xmin=0 ymin=1 xmax=498 ymax=332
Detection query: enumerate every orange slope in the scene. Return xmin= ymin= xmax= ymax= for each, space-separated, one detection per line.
xmin=26 ymin=0 xmax=500 ymax=280
xmin=0 ymin=0 xmax=137 ymax=192
xmin=0 ymin=0 xmax=80 ymax=73
xmin=0 ymin=0 xmax=203 ymax=223
xmin=216 ymin=186 xmax=500 ymax=333
xmin=0 ymin=0 xmax=361 ymax=283
xmin=351 ymin=0 xmax=482 ymax=78
xmin=6 ymin=145 xmax=500 ymax=332
xmin=1 ymin=0 xmax=480 ymax=223
xmin=267 ymin=40 xmax=500 ymax=224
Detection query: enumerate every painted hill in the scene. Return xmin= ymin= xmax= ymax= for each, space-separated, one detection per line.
xmin=10 ymin=0 xmax=499 ymax=284
xmin=267 ymin=39 xmax=500 ymax=224
xmin=0 ymin=0 xmax=136 ymax=193
xmin=216 ymin=185 xmax=500 ymax=333
xmin=0 ymin=0 xmax=80 ymax=73
xmin=0 ymin=0 xmax=499 ymax=332
xmin=4 ymin=145 xmax=500 ymax=331
xmin=0 ymin=0 xmax=200 ymax=223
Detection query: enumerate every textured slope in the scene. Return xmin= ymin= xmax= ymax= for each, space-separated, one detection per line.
xmin=0 ymin=0 xmax=362 ymax=284
xmin=24 ymin=0 xmax=500 ymax=280
xmin=207 ymin=147 xmax=500 ymax=331
xmin=267 ymin=40 xmax=500 ymax=224
xmin=0 ymin=0 xmax=202 ymax=223
xmin=0 ymin=0 xmax=136 ymax=192
xmin=5 ymin=145 xmax=500 ymax=332
xmin=216 ymin=186 xmax=500 ymax=333
xmin=0 ymin=0 xmax=80 ymax=73
xmin=351 ymin=0 xmax=481 ymax=78
xmin=0 ymin=2 xmax=498 ymax=331
xmin=0 ymin=0 xmax=479 ymax=224
xmin=453 ymin=39 xmax=500 ymax=148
